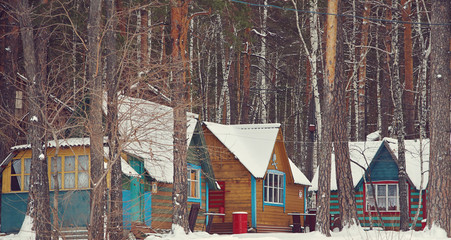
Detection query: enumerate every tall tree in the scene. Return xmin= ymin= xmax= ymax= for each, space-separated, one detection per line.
xmin=87 ymin=0 xmax=105 ymax=238
xmin=17 ymin=0 xmax=51 ymax=238
xmin=356 ymin=0 xmax=371 ymax=140
xmin=170 ymin=0 xmax=190 ymax=233
xmin=105 ymin=0 xmax=123 ymax=239
xmin=400 ymin=0 xmax=414 ymax=138
xmin=427 ymin=0 xmax=450 ymax=237
xmin=316 ymin=0 xmax=339 ymax=235
xmin=332 ymin=0 xmax=359 ymax=228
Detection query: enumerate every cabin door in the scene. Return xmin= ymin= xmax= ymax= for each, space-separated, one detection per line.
xmin=208 ymin=181 xmax=226 ymax=222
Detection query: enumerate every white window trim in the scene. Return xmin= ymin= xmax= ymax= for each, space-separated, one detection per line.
xmin=264 ymin=170 xmax=285 ymax=205
xmin=365 ymin=183 xmax=400 ymax=212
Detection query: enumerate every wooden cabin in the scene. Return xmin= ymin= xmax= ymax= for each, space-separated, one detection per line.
xmin=1 ymin=95 xmax=218 ymax=234
xmin=310 ymin=139 xmax=429 ymax=231
xmin=202 ymin=122 xmax=311 ymax=233
xmin=0 ymin=138 xmax=139 ymax=233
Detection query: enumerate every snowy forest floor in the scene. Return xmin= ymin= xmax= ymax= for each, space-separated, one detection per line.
xmin=0 ymin=224 xmax=449 ymax=240
xmin=142 ymin=225 xmax=451 ymax=240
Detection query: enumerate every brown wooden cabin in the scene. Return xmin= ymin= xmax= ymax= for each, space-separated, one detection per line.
xmin=202 ymin=122 xmax=311 ymax=233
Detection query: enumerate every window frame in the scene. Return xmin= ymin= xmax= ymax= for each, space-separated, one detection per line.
xmin=9 ymin=158 xmax=31 ymax=192
xmin=187 ymin=163 xmax=201 ymax=203
xmin=263 ymin=170 xmax=285 ymax=207
xmin=49 ymin=154 xmax=90 ymax=190
xmin=365 ymin=182 xmax=399 ymax=212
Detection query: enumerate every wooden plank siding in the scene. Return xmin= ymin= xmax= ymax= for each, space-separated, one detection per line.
xmin=203 ymin=126 xmax=306 ymax=229
xmin=327 ymin=184 xmax=426 ymax=230
xmin=150 ymin=179 xmax=209 ymax=231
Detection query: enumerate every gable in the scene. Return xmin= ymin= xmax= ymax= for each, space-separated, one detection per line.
xmin=187 ymin=121 xmax=218 ymax=190
xmin=355 ymin=143 xmax=399 ymax=189
xmin=266 ymin=131 xmax=294 ymax=184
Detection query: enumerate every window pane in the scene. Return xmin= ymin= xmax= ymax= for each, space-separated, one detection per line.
xmin=78 ymin=172 xmax=89 ymax=188
xmin=24 ymin=175 xmax=30 ymax=191
xmin=388 ymin=185 xmax=397 ymax=196
xmin=11 ymin=175 xmax=21 ymax=191
xmin=64 ymin=173 xmax=75 ymax=189
xmin=279 ymin=175 xmax=284 ymax=188
xmin=274 ymin=175 xmax=278 ymax=188
xmin=65 ymin=156 xmax=75 ymax=171
xmin=269 ymin=174 xmax=273 ymax=187
xmin=12 ymin=160 xmax=21 ymax=174
xmin=24 ymin=158 xmax=31 ymax=174
xmin=387 ymin=197 xmax=397 ymax=210
xmin=377 ymin=185 xmax=386 ymax=196
xmin=367 ymin=198 xmax=376 ymax=210
xmin=269 ymin=188 xmax=273 ymax=202
xmin=279 ymin=189 xmax=283 ymax=203
xmin=274 ymin=186 xmax=279 ymax=202
xmin=78 ymin=155 xmax=89 ymax=171
xmin=377 ymin=197 xmax=386 ymax=211
xmin=366 ymin=185 xmax=374 ymax=197
xmin=57 ymin=157 xmax=62 ymax=172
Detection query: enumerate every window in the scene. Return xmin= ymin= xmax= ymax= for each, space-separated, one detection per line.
xmin=264 ymin=171 xmax=285 ymax=205
xmin=50 ymin=155 xmax=90 ymax=190
xmin=366 ymin=183 xmax=399 ymax=212
xmin=187 ymin=165 xmax=201 ymax=200
xmin=10 ymin=158 xmax=31 ymax=191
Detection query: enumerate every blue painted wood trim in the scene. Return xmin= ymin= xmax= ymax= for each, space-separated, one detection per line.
xmin=251 ymin=176 xmax=257 ymax=228
xmin=187 ymin=163 xmax=202 ymax=207
xmin=283 ymin=174 xmax=286 ymax=212
xmin=304 ymin=186 xmax=307 ymax=213
xmin=144 ymin=192 xmax=152 ymax=226
xmin=263 ymin=170 xmax=286 ymax=209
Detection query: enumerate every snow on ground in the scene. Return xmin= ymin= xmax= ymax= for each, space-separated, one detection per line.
xmin=1 ymin=227 xmax=449 ymax=240
xmin=145 ymin=226 xmax=450 ymax=240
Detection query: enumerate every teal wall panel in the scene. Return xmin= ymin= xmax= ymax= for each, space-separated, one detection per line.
xmin=1 ymin=191 xmax=90 ymax=233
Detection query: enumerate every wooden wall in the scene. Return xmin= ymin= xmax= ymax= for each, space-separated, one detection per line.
xmin=204 ymin=127 xmax=306 ymax=228
xmin=203 ymin=126 xmax=253 ymax=224
xmin=150 ymin=179 xmax=208 ymax=231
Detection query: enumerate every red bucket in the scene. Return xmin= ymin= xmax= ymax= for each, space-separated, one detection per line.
xmin=233 ymin=212 xmax=248 ymax=234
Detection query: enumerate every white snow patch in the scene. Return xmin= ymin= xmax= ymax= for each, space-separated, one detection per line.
xmin=30 ymin=116 xmax=38 ymax=122
xmin=140 ymin=228 xmax=450 ymax=240
xmin=0 ymin=215 xmax=35 ymax=239
xmin=38 ymin=153 xmax=45 ymax=160
xmin=437 ymin=74 xmax=442 ymax=78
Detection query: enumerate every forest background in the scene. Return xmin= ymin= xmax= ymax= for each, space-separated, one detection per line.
xmin=0 ymin=0 xmax=449 ymax=238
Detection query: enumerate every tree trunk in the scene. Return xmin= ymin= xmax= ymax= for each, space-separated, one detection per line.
xmin=241 ymin=28 xmax=251 ymax=124
xmin=87 ymin=0 xmax=105 ymax=238
xmin=17 ymin=0 xmax=51 ymax=238
xmin=332 ymin=0 xmax=359 ymax=228
xmin=427 ymin=0 xmax=450 ymax=237
xmin=106 ymin=0 xmax=123 ymax=239
xmin=381 ymin=0 xmax=393 ymax=138
xmin=316 ymin=0 xmax=339 ymax=236
xmin=400 ymin=0 xmax=415 ymax=139
xmin=170 ymin=0 xmax=190 ymax=233
xmin=356 ymin=0 xmax=371 ymax=141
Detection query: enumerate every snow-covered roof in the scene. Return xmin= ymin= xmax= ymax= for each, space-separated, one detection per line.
xmin=289 ymin=159 xmax=312 ymax=186
xmin=311 ymin=138 xmax=429 ymax=191
xmin=114 ymin=95 xmax=198 ymax=183
xmin=9 ymin=138 xmax=139 ymax=177
xmin=204 ymin=122 xmax=307 ymax=183
xmin=11 ymin=137 xmax=92 ymax=150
